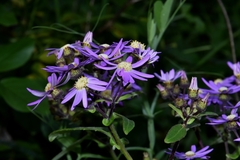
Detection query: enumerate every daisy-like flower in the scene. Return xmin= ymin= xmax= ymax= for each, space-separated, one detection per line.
xmin=43 ymin=58 xmax=80 ymax=73
xmin=47 ymin=43 xmax=80 ymax=59
xmin=201 ymin=78 xmax=240 ymax=103
xmin=94 ymin=55 xmax=154 ymax=86
xmin=166 ymin=145 xmax=213 ymax=160
xmin=61 ymin=75 xmax=108 ymax=110
xmin=27 ymin=73 xmax=70 ymax=109
xmin=154 ymin=69 xmax=182 ymax=89
xmin=206 ymin=108 xmax=240 ymax=126
xmin=136 ymin=47 xmax=160 ymax=64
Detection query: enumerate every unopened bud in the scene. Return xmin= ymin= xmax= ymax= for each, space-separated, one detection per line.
xmin=51 ymin=88 xmax=63 ymax=99
xmin=188 ymin=77 xmax=199 ymax=99
xmin=56 ymin=57 xmax=66 ymax=67
xmin=180 ymin=71 xmax=189 ymax=88
xmin=156 ymin=84 xmax=168 ymax=99
xmin=173 ymin=84 xmax=180 ymax=95
xmin=174 ymin=97 xmax=186 ymax=108
xmin=196 ymin=93 xmax=210 ymax=112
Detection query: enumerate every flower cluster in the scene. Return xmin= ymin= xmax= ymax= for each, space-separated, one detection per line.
xmin=27 ymin=31 xmax=160 ymax=118
xmin=166 ymin=145 xmax=213 ymax=160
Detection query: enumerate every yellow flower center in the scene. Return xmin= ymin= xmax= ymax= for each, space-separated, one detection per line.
xmin=214 ymin=78 xmax=223 ymax=84
xmin=130 ymin=40 xmax=145 ymax=50
xmin=98 ymin=53 xmax=109 ymax=59
xmin=75 ymin=77 xmax=88 ymax=90
xmin=185 ymin=151 xmax=195 ymax=157
xmin=227 ymin=114 xmax=236 ymax=121
xmin=45 ymin=83 xmax=51 ymax=92
xmin=117 ymin=62 xmax=132 ymax=71
xmin=219 ymin=86 xmax=228 ymax=92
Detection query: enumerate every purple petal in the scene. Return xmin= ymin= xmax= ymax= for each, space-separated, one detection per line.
xmin=62 ymin=88 xmax=77 ymax=104
xmin=191 ymin=145 xmax=196 ymax=152
xmin=125 ymin=56 xmax=133 ymax=63
xmin=27 ymin=88 xmax=46 ymax=97
xmin=132 ymin=55 xmax=149 ymax=68
xmin=132 ymin=70 xmax=154 ymax=78
xmin=94 ymin=63 xmax=117 ymax=70
xmin=82 ymin=89 xmax=88 ymax=108
xmin=71 ymin=90 xmax=83 ymax=109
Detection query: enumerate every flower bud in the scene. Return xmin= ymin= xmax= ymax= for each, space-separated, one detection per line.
xmin=180 ymin=71 xmax=189 ymax=88
xmin=173 ymin=84 xmax=180 ymax=95
xmin=156 ymin=84 xmax=168 ymax=99
xmin=174 ymin=97 xmax=186 ymax=108
xmin=196 ymin=93 xmax=210 ymax=112
xmin=188 ymin=77 xmax=199 ymax=99
xmin=51 ymin=88 xmax=63 ymax=100
xmin=56 ymin=57 xmax=66 ymax=67
xmin=70 ymin=69 xmax=82 ymax=79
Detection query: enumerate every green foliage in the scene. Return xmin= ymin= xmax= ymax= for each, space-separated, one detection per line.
xmin=0 ymin=38 xmax=34 ymax=72
xmin=164 ymin=124 xmax=187 ymax=144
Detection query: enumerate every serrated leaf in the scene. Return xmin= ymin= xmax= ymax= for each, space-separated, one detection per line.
xmin=114 ymin=113 xmax=135 ymax=135
xmin=0 ymin=38 xmax=34 ymax=72
xmin=168 ymin=104 xmax=184 ymax=120
xmin=0 ymin=77 xmax=49 ymax=115
xmin=164 ymin=124 xmax=187 ymax=143
xmin=48 ymin=127 xmax=111 ymax=142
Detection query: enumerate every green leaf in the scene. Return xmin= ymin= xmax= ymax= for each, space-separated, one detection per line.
xmin=153 ymin=0 xmax=163 ymax=32
xmin=226 ymin=148 xmax=240 ymax=159
xmin=168 ymin=104 xmax=184 ymax=120
xmin=164 ymin=124 xmax=187 ymax=144
xmin=48 ymin=127 xmax=111 ymax=142
xmin=197 ymin=111 xmax=218 ymax=118
xmin=186 ymin=117 xmax=195 ymax=125
xmin=0 ymin=77 xmax=49 ymax=115
xmin=161 ymin=0 xmax=174 ymax=31
xmin=102 ymin=114 xmax=116 ymax=126
xmin=0 ymin=6 xmax=17 ymax=26
xmin=147 ymin=13 xmax=157 ymax=45
xmin=78 ymin=153 xmax=112 ymax=159
xmin=116 ymin=92 xmax=138 ymax=103
xmin=0 ymin=38 xmax=34 ymax=72
xmin=114 ymin=113 xmax=135 ymax=135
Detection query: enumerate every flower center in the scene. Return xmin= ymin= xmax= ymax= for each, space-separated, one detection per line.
xmin=185 ymin=151 xmax=195 ymax=157
xmin=227 ymin=114 xmax=236 ymax=121
xmin=219 ymin=86 xmax=228 ymax=92
xmin=117 ymin=62 xmax=132 ymax=71
xmin=45 ymin=83 xmax=51 ymax=92
xmin=214 ymin=78 xmax=223 ymax=84
xmin=130 ymin=40 xmax=145 ymax=50
xmin=75 ymin=77 xmax=88 ymax=90
xmin=98 ymin=53 xmax=109 ymax=59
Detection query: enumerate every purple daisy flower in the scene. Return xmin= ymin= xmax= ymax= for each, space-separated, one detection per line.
xmin=136 ymin=47 xmax=160 ymax=64
xmin=61 ymin=75 xmax=108 ymax=110
xmin=43 ymin=58 xmax=80 ymax=73
xmin=27 ymin=73 xmax=70 ymax=109
xmin=202 ymin=77 xmax=240 ymax=94
xmin=47 ymin=43 xmax=80 ymax=59
xmin=166 ymin=145 xmax=213 ymax=160
xmin=94 ymin=55 xmax=154 ymax=86
xmin=207 ymin=108 xmax=240 ymax=125
xmin=154 ymin=69 xmax=182 ymax=83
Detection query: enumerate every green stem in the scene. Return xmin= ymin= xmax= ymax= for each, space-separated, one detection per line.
xmin=109 ymin=123 xmax=133 ymax=160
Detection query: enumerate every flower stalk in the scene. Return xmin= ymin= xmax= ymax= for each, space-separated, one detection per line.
xmin=109 ymin=123 xmax=133 ymax=160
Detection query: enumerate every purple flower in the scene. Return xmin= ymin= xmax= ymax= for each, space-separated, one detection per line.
xmin=47 ymin=43 xmax=80 ymax=59
xmin=154 ymin=69 xmax=182 ymax=83
xmin=166 ymin=145 xmax=213 ymax=160
xmin=27 ymin=73 xmax=70 ymax=109
xmin=207 ymin=108 xmax=240 ymax=125
xmin=94 ymin=56 xmax=154 ymax=86
xmin=61 ymin=76 xmax=108 ymax=110
xmin=43 ymin=58 xmax=80 ymax=72
xmin=136 ymin=47 xmax=160 ymax=64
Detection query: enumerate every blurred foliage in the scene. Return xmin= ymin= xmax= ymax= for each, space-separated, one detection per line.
xmin=0 ymin=0 xmax=240 ymax=159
